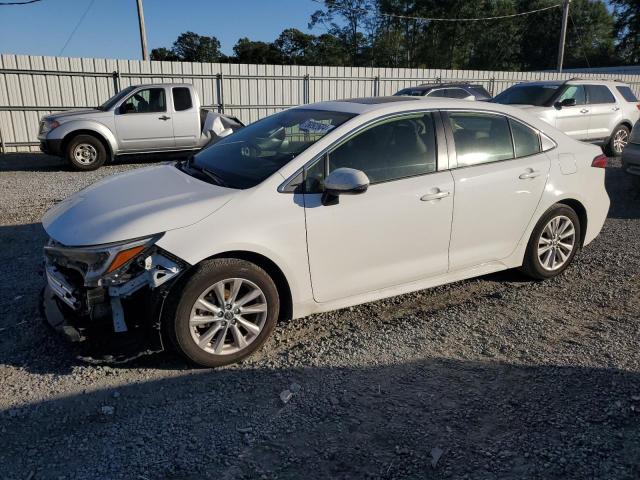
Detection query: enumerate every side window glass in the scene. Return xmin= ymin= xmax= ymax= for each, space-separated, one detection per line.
xmin=586 ymin=85 xmax=616 ymax=104
xmin=558 ymin=85 xmax=585 ymax=105
xmin=448 ymin=112 xmax=514 ymax=167
xmin=510 ymin=119 xmax=541 ymax=158
xmin=427 ymin=89 xmax=447 ymax=98
xmin=303 ymin=156 xmax=326 ymax=194
xmin=447 ymin=88 xmax=470 ymax=99
xmin=172 ymin=87 xmax=193 ymax=111
xmin=327 ymin=113 xmax=438 ymax=184
xmin=121 ymin=88 xmax=166 ymax=114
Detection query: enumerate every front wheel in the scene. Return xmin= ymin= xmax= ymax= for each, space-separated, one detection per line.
xmin=520 ymin=204 xmax=581 ymax=280
xmin=66 ymin=134 xmax=107 ymax=171
xmin=165 ymin=258 xmax=279 ymax=367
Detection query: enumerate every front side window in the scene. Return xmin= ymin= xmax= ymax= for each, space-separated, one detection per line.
xmin=190 ymin=109 xmax=355 ymax=189
xmin=325 ymin=113 xmax=438 ymax=184
xmin=492 ymin=84 xmax=560 ymax=106
xmin=558 ymin=85 xmax=586 ymax=105
xmin=446 ymin=88 xmax=471 ymax=99
xmin=173 ymin=87 xmax=193 ymax=111
xmin=120 ymin=88 xmax=166 ymax=114
xmin=586 ymin=85 xmax=616 ymax=104
xmin=448 ymin=112 xmax=514 ymax=167
xmin=426 ymin=89 xmax=447 ymax=98
xmin=510 ymin=119 xmax=541 ymax=157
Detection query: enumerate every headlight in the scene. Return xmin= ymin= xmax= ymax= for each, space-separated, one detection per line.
xmin=44 ymin=234 xmax=163 ymax=286
xmin=40 ymin=119 xmax=60 ymax=135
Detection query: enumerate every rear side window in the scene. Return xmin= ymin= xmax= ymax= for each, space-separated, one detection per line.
xmin=446 ymin=88 xmax=471 ymax=99
xmin=469 ymin=85 xmax=491 ymax=99
xmin=616 ymin=86 xmax=639 ymax=102
xmin=509 ymin=119 xmax=541 ymax=157
xmin=448 ymin=112 xmax=514 ymax=167
xmin=173 ymin=87 xmax=193 ymax=111
xmin=586 ymin=85 xmax=616 ymax=104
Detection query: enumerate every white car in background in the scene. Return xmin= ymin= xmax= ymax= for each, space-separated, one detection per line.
xmin=42 ymin=96 xmax=610 ymax=367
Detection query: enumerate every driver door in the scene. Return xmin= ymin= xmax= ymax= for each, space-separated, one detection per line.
xmin=303 ymin=112 xmax=454 ymax=303
xmin=114 ymin=87 xmax=175 ymax=151
xmin=555 ymin=85 xmax=590 ymax=140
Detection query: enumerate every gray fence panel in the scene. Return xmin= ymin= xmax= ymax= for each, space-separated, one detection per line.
xmin=0 ymin=53 xmax=639 ymax=152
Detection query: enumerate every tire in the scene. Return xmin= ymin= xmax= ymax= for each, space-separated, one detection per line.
xmin=605 ymin=124 xmax=630 ymax=157
xmin=66 ymin=134 xmax=107 ymax=171
xmin=164 ymin=258 xmax=279 ymax=368
xmin=520 ymin=204 xmax=581 ymax=280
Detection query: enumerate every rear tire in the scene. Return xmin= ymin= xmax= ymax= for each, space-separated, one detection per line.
xmin=520 ymin=204 xmax=581 ymax=280
xmin=605 ymin=124 xmax=630 ymax=157
xmin=66 ymin=134 xmax=107 ymax=171
xmin=165 ymin=258 xmax=279 ymax=368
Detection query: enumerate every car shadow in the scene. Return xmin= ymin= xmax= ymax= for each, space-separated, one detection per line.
xmin=1 ymin=358 xmax=639 ymax=479
xmin=605 ymin=157 xmax=640 ymax=220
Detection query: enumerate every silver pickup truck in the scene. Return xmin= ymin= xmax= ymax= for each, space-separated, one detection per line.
xmin=38 ymin=83 xmax=244 ymax=171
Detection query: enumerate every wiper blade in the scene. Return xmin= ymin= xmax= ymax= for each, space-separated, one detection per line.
xmin=200 ymin=167 xmax=229 ymax=188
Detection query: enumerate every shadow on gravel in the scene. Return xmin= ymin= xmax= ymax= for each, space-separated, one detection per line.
xmin=605 ymin=161 xmax=640 ymax=220
xmin=1 ymin=358 xmax=639 ymax=480
xmin=0 ymin=152 xmax=189 ymax=172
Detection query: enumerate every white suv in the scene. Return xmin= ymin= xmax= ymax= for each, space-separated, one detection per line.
xmin=492 ymin=79 xmax=640 ymax=156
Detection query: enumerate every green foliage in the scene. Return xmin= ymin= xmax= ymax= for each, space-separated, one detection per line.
xmin=150 ymin=1 xmax=635 ymax=69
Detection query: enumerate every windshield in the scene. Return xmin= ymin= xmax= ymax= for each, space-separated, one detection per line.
xmin=98 ymin=86 xmax=136 ymax=110
xmin=190 ymin=108 xmax=356 ymax=189
xmin=492 ymin=84 xmax=560 ymax=106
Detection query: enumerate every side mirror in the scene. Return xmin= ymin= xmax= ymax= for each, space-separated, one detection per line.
xmin=321 ymin=168 xmax=369 ymax=206
xmin=555 ymin=98 xmax=576 ymax=109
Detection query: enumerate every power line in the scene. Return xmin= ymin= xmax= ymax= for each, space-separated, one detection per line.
xmin=380 ymin=4 xmax=562 ymax=22
xmin=0 ymin=0 xmax=41 ymax=4
xmin=58 ymin=0 xmax=96 ymax=56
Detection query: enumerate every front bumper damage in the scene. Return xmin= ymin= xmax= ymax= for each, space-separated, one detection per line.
xmin=42 ymin=244 xmax=187 ymax=363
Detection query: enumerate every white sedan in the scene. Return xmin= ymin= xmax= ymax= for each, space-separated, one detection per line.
xmin=42 ymin=97 xmax=610 ymax=367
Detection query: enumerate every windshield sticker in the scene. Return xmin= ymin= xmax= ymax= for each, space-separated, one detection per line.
xmin=299 ymin=119 xmax=336 ymax=134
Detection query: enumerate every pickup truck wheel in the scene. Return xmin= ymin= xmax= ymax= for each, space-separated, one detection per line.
xmin=66 ymin=135 xmax=107 ymax=171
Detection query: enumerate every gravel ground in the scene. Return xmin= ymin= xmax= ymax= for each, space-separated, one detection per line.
xmin=1 ymin=153 xmax=639 ymax=480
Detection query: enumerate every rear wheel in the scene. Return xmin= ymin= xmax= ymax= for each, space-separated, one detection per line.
xmin=66 ymin=134 xmax=107 ymax=171
xmin=166 ymin=258 xmax=279 ymax=367
xmin=520 ymin=204 xmax=581 ymax=280
xmin=606 ymin=124 xmax=630 ymax=157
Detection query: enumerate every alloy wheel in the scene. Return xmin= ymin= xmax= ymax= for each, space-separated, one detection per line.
xmin=613 ymin=129 xmax=628 ymax=154
xmin=73 ymin=143 xmax=98 ymax=165
xmin=188 ymin=278 xmax=268 ymax=355
xmin=537 ymin=215 xmax=576 ymax=271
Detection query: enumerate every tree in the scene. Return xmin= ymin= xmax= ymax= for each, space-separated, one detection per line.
xmin=233 ymin=38 xmax=281 ymax=64
xmin=150 ymin=47 xmax=179 ymax=61
xmin=274 ymin=28 xmax=316 ymax=64
xmin=172 ymin=31 xmax=224 ymax=62
xmin=611 ymin=0 xmax=640 ymax=64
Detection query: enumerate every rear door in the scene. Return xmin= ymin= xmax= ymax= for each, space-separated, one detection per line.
xmin=114 ymin=87 xmax=175 ymax=151
xmin=444 ymin=111 xmax=550 ymax=270
xmin=555 ymin=85 xmax=589 ymax=140
xmin=171 ymin=87 xmax=201 ymax=148
xmin=585 ymin=84 xmax=620 ymax=141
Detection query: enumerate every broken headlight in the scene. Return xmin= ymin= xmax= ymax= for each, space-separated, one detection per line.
xmin=44 ymin=234 xmax=163 ymax=287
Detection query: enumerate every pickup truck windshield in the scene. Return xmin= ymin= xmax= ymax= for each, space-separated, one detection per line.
xmin=190 ymin=109 xmax=356 ymax=189
xmin=98 ymin=86 xmax=136 ymax=110
xmin=492 ymin=84 xmax=560 ymax=106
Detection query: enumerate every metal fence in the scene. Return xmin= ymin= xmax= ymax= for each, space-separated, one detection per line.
xmin=1 ymin=53 xmax=639 ymax=153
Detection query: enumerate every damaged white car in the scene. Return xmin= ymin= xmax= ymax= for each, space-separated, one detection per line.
xmin=42 ymin=97 xmax=609 ymax=367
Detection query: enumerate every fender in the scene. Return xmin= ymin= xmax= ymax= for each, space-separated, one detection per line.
xmin=48 ymin=120 xmax=118 ymax=159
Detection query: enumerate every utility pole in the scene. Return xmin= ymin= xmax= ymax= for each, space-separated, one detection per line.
xmin=136 ymin=0 xmax=149 ymax=61
xmin=557 ymin=0 xmax=571 ymax=72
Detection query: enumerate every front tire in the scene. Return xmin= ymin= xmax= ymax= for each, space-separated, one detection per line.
xmin=520 ymin=204 xmax=581 ymax=280
xmin=605 ymin=124 xmax=630 ymax=157
xmin=66 ymin=134 xmax=107 ymax=171
xmin=165 ymin=258 xmax=279 ymax=367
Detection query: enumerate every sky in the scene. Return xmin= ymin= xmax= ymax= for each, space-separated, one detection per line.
xmin=0 ymin=0 xmax=321 ymax=60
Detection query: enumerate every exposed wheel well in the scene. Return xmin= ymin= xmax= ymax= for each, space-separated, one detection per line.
xmin=620 ymin=121 xmax=633 ymax=131
xmin=205 ymin=251 xmax=293 ymax=322
xmin=62 ymin=130 xmax=113 ymax=160
xmin=557 ymin=199 xmax=588 ymax=246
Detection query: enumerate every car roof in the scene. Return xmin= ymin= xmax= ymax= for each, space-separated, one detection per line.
xmin=512 ymin=79 xmax=631 ymax=88
xmin=399 ymin=83 xmax=482 ymax=91
xmin=129 ymin=83 xmax=193 ymax=89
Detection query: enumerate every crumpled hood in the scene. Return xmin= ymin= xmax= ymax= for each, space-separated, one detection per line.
xmin=43 ymin=164 xmax=235 ymax=246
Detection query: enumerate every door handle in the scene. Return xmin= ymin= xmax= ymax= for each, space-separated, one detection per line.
xmin=420 ymin=190 xmax=450 ymax=201
xmin=580 ymin=109 xmax=589 ymax=114
xmin=612 ymin=106 xmax=620 ymax=111
xmin=158 ymin=115 xmax=171 ymax=121
xmin=519 ymin=169 xmax=541 ymax=180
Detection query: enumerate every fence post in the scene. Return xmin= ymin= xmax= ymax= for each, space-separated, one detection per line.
xmin=489 ymin=77 xmax=496 ymax=96
xmin=303 ymin=74 xmax=310 ymax=104
xmin=112 ymin=70 xmax=120 ymax=94
xmin=216 ymin=73 xmax=225 ymax=113
xmin=374 ymin=76 xmax=380 ymax=96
